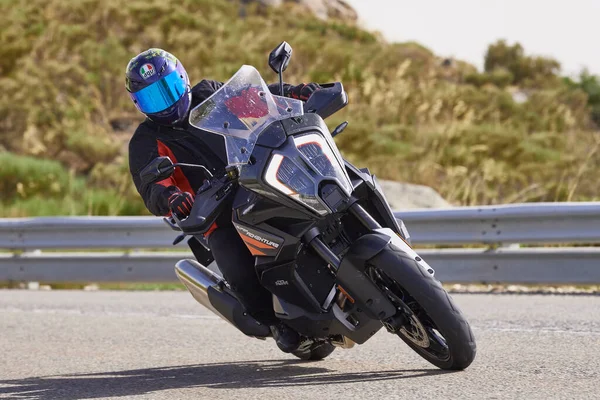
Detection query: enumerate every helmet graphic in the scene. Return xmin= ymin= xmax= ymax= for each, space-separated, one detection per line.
xmin=125 ymin=48 xmax=191 ymax=125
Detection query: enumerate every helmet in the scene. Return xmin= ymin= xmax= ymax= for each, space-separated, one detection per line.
xmin=125 ymin=48 xmax=191 ymax=125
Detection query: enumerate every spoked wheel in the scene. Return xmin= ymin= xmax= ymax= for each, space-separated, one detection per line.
xmin=368 ymin=246 xmax=476 ymax=370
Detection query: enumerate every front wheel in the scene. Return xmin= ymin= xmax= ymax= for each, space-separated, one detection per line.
xmin=368 ymin=245 xmax=476 ymax=370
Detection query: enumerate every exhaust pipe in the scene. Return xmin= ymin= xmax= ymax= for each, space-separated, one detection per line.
xmin=175 ymin=259 xmax=224 ymax=318
xmin=175 ymin=259 xmax=271 ymax=338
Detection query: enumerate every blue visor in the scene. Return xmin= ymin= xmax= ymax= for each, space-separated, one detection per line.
xmin=131 ymin=70 xmax=187 ymax=114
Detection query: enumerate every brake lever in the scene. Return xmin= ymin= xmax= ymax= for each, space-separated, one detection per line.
xmin=196 ymin=179 xmax=213 ymax=196
xmin=163 ymin=216 xmax=186 ymax=245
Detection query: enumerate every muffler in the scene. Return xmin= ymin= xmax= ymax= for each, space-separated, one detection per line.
xmin=175 ymin=259 xmax=224 ymax=318
xmin=175 ymin=259 xmax=271 ymax=338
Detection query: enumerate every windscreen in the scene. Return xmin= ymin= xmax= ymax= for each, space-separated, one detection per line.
xmin=189 ymin=65 xmax=304 ymax=165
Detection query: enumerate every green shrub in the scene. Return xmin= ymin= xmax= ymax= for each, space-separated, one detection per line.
xmin=0 ymin=152 xmax=74 ymax=200
xmin=465 ymin=68 xmax=514 ymax=88
xmin=0 ymin=152 xmax=147 ymax=216
xmin=0 ymin=190 xmax=148 ymax=217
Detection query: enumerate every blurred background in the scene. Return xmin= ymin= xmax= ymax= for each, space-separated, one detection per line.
xmin=2 ymin=0 xmax=599 ymax=218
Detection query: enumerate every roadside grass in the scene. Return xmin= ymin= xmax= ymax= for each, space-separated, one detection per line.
xmin=0 ymin=153 xmax=148 ymax=217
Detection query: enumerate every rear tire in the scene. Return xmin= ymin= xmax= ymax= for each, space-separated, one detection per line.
xmin=292 ymin=342 xmax=335 ymax=361
xmin=369 ymin=245 xmax=476 ymax=370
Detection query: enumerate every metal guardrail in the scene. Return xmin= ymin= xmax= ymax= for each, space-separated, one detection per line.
xmin=3 ymin=248 xmax=599 ymax=284
xmin=1 ymin=202 xmax=600 ymax=284
xmin=0 ymin=217 xmax=185 ymax=250
xmin=395 ymin=202 xmax=600 ymax=245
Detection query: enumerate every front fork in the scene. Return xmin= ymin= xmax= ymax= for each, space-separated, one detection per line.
xmin=302 ymin=203 xmax=396 ymax=322
xmin=300 ymin=202 xmax=388 ymax=276
xmin=302 ymin=202 xmax=389 ymax=272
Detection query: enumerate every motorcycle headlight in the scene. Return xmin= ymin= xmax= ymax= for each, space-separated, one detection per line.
xmin=264 ymin=133 xmax=352 ymax=215
xmin=265 ymin=154 xmax=328 ymax=215
xmin=294 ymin=134 xmax=352 ymax=194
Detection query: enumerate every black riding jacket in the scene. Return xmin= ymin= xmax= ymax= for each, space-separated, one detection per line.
xmin=129 ymin=79 xmax=293 ymax=217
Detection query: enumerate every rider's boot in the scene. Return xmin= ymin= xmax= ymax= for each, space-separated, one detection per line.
xmin=270 ymin=322 xmax=301 ymax=353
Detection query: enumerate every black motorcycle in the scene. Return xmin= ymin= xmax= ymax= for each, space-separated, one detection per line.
xmin=141 ymin=42 xmax=476 ymax=369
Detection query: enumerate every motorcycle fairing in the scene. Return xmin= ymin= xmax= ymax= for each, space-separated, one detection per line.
xmin=232 ymin=221 xmax=284 ymax=257
xmin=344 ymin=160 xmax=408 ymax=241
xmin=260 ymin=262 xmax=325 ymax=312
xmin=272 ymin=294 xmax=385 ymax=344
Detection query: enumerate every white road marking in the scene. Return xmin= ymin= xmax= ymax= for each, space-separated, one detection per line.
xmin=472 ymin=326 xmax=600 ymax=336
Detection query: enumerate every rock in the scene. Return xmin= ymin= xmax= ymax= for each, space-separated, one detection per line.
xmin=298 ymin=0 xmax=329 ymax=19
xmin=253 ymin=0 xmax=282 ymax=5
xmin=83 ymin=284 xmax=99 ymax=291
xmin=253 ymin=0 xmax=358 ymax=21
xmin=377 ymin=180 xmax=451 ymax=210
xmin=511 ymin=90 xmax=529 ymax=104
xmin=326 ymin=0 xmax=357 ymax=21
xmin=39 ymin=285 xmax=52 ymax=291
xmin=27 ymin=282 xmax=40 ymax=290
xmin=299 ymin=0 xmax=357 ymax=21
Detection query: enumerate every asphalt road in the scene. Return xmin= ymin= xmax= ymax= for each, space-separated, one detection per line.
xmin=1 ymin=291 xmax=598 ymax=400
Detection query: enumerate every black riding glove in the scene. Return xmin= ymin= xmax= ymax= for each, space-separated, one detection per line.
xmin=286 ymin=83 xmax=321 ymax=101
xmin=168 ymin=191 xmax=194 ymax=219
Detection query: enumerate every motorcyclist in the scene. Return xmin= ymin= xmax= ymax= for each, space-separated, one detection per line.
xmin=126 ymin=48 xmax=321 ymax=352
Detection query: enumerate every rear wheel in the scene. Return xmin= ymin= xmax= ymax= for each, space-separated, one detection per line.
xmin=292 ymin=341 xmax=335 ymax=361
xmin=368 ymin=245 xmax=476 ymax=370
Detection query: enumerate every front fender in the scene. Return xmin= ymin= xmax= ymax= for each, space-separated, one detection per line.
xmin=373 ymin=228 xmax=435 ymax=277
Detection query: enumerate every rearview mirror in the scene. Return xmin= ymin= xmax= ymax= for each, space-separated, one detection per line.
xmin=139 ymin=156 xmax=175 ymax=185
xmin=268 ymin=41 xmax=293 ymax=73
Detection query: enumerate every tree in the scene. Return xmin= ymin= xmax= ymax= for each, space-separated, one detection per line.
xmin=484 ymin=40 xmax=561 ymax=88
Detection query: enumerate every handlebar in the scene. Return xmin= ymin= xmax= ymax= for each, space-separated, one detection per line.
xmin=173 ymin=162 xmax=213 ymax=179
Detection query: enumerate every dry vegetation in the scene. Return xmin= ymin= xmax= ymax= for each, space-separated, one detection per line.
xmin=1 ymin=0 xmax=599 ymax=216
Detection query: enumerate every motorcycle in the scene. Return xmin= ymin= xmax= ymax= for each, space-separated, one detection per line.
xmin=140 ymin=42 xmax=476 ymax=369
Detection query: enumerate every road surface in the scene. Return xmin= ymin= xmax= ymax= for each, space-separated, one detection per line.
xmin=1 ymin=291 xmax=598 ymax=399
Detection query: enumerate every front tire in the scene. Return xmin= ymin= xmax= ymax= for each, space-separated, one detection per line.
xmin=369 ymin=245 xmax=476 ymax=370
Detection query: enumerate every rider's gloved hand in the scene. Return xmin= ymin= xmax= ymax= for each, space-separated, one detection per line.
xmin=168 ymin=191 xmax=194 ymax=219
xmin=286 ymin=83 xmax=321 ymax=101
